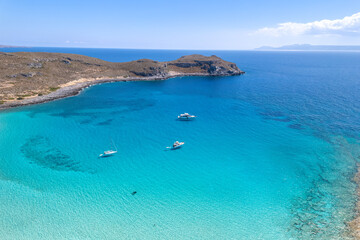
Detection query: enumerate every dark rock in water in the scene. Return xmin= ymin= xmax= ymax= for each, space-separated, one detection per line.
xmin=96 ymin=119 xmax=113 ymax=126
xmin=20 ymin=136 xmax=84 ymax=172
xmin=288 ymin=123 xmax=303 ymax=130
xmin=259 ymin=111 xmax=291 ymax=122
xmin=131 ymin=191 xmax=137 ymax=195
xmin=259 ymin=111 xmax=284 ymax=117
xmin=271 ymin=117 xmax=291 ymax=122
xmin=80 ymin=119 xmax=93 ymax=124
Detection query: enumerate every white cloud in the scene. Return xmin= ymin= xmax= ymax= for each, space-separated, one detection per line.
xmin=65 ymin=40 xmax=87 ymax=44
xmin=256 ymin=12 xmax=360 ymax=36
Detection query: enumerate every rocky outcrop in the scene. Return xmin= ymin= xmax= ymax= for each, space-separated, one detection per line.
xmin=166 ymin=54 xmax=244 ymax=76
xmin=62 ymin=59 xmax=71 ymax=65
xmin=127 ymin=55 xmax=244 ymax=78
xmin=28 ymin=62 xmax=43 ymax=68
xmin=120 ymin=59 xmax=168 ymax=77
xmin=21 ymin=72 xmax=37 ymax=78
xmin=130 ymin=66 xmax=167 ymax=77
xmin=168 ymin=62 xmax=201 ymax=68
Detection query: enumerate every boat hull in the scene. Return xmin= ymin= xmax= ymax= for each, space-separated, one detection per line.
xmin=99 ymin=154 xmax=115 ymax=157
xmin=170 ymin=143 xmax=185 ymax=150
xmin=99 ymin=151 xmax=117 ymax=158
xmin=177 ymin=116 xmax=196 ymax=121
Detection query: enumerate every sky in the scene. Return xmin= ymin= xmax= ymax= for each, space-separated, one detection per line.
xmin=1 ymin=0 xmax=360 ymax=50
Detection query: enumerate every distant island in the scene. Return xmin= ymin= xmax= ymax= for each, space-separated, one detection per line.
xmin=0 ymin=53 xmax=244 ymax=109
xmin=0 ymin=44 xmax=28 ymax=48
xmin=256 ymin=44 xmax=360 ymax=51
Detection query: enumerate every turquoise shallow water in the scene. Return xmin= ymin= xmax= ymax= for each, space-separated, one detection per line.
xmin=1 ymin=49 xmax=360 ymax=239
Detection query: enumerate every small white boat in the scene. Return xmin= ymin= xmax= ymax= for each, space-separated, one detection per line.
xmin=99 ymin=139 xmax=118 ymax=157
xmin=99 ymin=150 xmax=117 ymax=158
xmin=167 ymin=141 xmax=185 ymax=150
xmin=178 ymin=113 xmax=196 ymax=120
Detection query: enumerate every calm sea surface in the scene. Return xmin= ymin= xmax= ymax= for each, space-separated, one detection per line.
xmin=1 ymin=48 xmax=360 ymax=239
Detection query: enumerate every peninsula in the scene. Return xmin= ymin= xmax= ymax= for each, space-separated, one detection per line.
xmin=0 ymin=52 xmax=244 ymax=109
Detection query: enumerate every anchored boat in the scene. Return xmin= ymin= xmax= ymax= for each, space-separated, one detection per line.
xmin=178 ymin=113 xmax=196 ymax=120
xmin=99 ymin=139 xmax=118 ymax=157
xmin=99 ymin=150 xmax=117 ymax=157
xmin=167 ymin=141 xmax=185 ymax=150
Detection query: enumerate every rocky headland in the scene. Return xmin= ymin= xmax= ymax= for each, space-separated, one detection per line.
xmin=0 ymin=52 xmax=244 ymax=109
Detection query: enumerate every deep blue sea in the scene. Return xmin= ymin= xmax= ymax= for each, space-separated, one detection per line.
xmin=1 ymin=47 xmax=360 ymax=239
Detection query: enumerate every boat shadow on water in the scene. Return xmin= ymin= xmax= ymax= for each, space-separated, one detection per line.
xmin=164 ymin=147 xmax=182 ymax=151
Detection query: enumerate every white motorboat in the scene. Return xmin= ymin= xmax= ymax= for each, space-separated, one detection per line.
xmin=167 ymin=141 xmax=185 ymax=150
xmin=178 ymin=113 xmax=196 ymax=120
